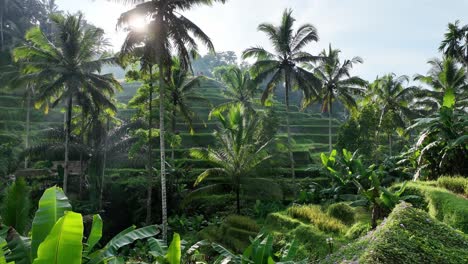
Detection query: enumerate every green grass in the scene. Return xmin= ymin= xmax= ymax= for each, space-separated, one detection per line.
xmin=437 ymin=176 xmax=468 ymax=196
xmin=324 ymin=203 xmax=468 ymax=264
xmin=287 ymin=204 xmax=346 ymax=234
xmin=394 ymin=181 xmax=468 ymax=233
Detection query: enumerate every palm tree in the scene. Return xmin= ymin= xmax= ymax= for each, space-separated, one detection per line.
xmin=189 ymin=105 xmax=278 ymax=214
xmin=211 ymin=65 xmax=260 ymax=115
xmin=408 ymin=91 xmax=468 ymax=179
xmin=116 ymin=0 xmax=227 ymax=242
xmin=13 ymin=14 xmax=121 ymax=194
xmin=167 ymin=59 xmax=207 ymax=160
xmin=367 ymin=74 xmax=422 ymax=155
xmin=414 ymin=57 xmax=468 ymax=111
xmin=0 ymin=0 xmax=20 ymax=50
xmin=242 ymin=8 xmax=321 ymax=183
xmin=439 ymin=20 xmax=468 ymax=71
xmin=307 ymin=44 xmax=367 ymax=152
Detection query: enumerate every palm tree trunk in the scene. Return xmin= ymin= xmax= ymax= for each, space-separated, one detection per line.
xmin=371 ymin=204 xmax=378 ymax=229
xmin=79 ymin=111 xmax=85 ymax=198
xmin=236 ymin=185 xmax=240 ymax=214
xmin=284 ymin=71 xmax=295 ymax=190
xmin=159 ymin=63 xmax=168 ymax=244
xmin=63 ymin=96 xmax=72 ymax=194
xmin=328 ymin=99 xmax=333 ymax=153
xmin=171 ymin=98 xmax=177 ymax=162
xmin=0 ymin=9 xmax=4 ymax=51
xmin=24 ymin=87 xmax=31 ymax=168
xmin=146 ymin=66 xmax=154 ymax=225
xmin=99 ymin=117 xmax=110 ymax=211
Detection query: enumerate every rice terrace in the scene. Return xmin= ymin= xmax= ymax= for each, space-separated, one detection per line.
xmin=0 ymin=0 xmax=467 ymax=263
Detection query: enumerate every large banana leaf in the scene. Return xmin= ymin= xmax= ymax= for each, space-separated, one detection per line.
xmin=86 ymin=225 xmax=158 ymax=264
xmin=30 ymin=186 xmax=71 ymax=260
xmin=85 ymin=215 xmax=103 ymax=254
xmin=0 ymin=237 xmax=14 ymax=264
xmin=165 ymin=233 xmax=181 ymax=264
xmin=5 ymin=228 xmax=32 ymax=264
xmin=32 ymin=211 xmax=83 ymax=264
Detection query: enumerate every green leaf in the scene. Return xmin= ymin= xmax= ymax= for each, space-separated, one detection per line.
xmin=31 ymin=186 xmax=71 ymax=260
xmin=85 ymin=215 xmax=103 ymax=254
xmin=0 ymin=237 xmax=14 ymax=264
xmin=147 ymin=237 xmax=167 ymax=257
xmin=5 ymin=228 xmax=32 ymax=264
xmin=165 ymin=233 xmax=181 ymax=264
xmin=103 ymin=225 xmax=158 ymax=257
xmin=443 ymin=88 xmax=455 ymax=108
xmin=32 ymin=211 xmax=83 ymax=264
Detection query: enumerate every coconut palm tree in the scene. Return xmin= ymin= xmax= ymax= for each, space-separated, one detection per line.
xmin=167 ymin=59 xmax=207 ymax=160
xmin=116 ymin=0 xmax=227 ymax=242
xmin=307 ymin=44 xmax=367 ymax=152
xmin=189 ymin=105 xmax=279 ymax=214
xmin=439 ymin=20 xmax=468 ymax=70
xmin=13 ymin=13 xmax=121 ymax=194
xmin=414 ymin=57 xmax=468 ymax=111
xmin=211 ymin=65 xmax=260 ymax=115
xmin=242 ymin=8 xmax=322 ymax=182
xmin=367 ymin=74 xmax=422 ymax=155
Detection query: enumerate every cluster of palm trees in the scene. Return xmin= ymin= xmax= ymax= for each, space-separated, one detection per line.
xmin=2 ymin=0 xmax=467 ymax=246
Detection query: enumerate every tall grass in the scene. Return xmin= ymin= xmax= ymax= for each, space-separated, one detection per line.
xmin=287 ymin=205 xmax=345 ymax=233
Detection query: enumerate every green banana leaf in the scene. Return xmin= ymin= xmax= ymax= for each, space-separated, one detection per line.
xmin=85 ymin=215 xmax=103 ymax=254
xmin=0 ymin=237 xmax=14 ymax=264
xmin=30 ymin=186 xmax=71 ymax=260
xmin=165 ymin=233 xmax=181 ymax=264
xmin=5 ymin=228 xmax=32 ymax=264
xmin=32 ymin=211 xmax=83 ymax=264
xmin=85 ymin=225 xmax=158 ymax=264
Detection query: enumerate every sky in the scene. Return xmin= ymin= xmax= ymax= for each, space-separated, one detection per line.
xmin=56 ymin=0 xmax=468 ymax=81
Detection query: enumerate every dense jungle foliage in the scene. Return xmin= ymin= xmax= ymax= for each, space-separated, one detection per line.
xmin=0 ymin=0 xmax=466 ymax=263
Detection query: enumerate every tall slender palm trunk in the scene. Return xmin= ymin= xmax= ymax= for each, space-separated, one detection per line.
xmin=0 ymin=10 xmax=4 ymax=51
xmin=79 ymin=111 xmax=85 ymax=198
xmin=146 ymin=66 xmax=154 ymax=225
xmin=328 ymin=98 xmax=333 ymax=153
xmin=63 ymin=96 xmax=72 ymax=194
xmin=171 ymin=98 xmax=177 ymax=162
xmin=284 ymin=72 xmax=295 ymax=189
xmin=159 ymin=63 xmax=168 ymax=244
xmin=24 ymin=88 xmax=31 ymax=168
xmin=99 ymin=117 xmax=110 ymax=211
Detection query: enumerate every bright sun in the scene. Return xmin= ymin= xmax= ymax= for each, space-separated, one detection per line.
xmin=128 ymin=15 xmax=147 ymax=32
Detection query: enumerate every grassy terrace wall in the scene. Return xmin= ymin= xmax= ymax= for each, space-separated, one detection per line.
xmin=0 ymin=80 xmax=340 ymax=183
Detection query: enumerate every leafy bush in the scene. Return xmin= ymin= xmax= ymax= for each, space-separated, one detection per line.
xmin=324 ymin=203 xmax=468 ymax=264
xmin=199 ymin=215 xmax=260 ymax=253
xmin=345 ymin=222 xmax=371 ymax=239
xmin=287 ymin=205 xmax=345 ymax=233
xmin=395 ymin=182 xmax=468 ymax=233
xmin=1 ymin=186 xmax=158 ymax=264
xmin=327 ymin=203 xmax=356 ymax=225
xmin=437 ymin=176 xmax=468 ymax=195
xmin=0 ymin=178 xmax=31 ymax=235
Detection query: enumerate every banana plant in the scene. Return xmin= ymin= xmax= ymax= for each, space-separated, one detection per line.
xmin=213 ymin=233 xmax=306 ymax=264
xmin=2 ymin=186 xmax=159 ymax=264
xmin=147 ymin=233 xmax=209 ymax=264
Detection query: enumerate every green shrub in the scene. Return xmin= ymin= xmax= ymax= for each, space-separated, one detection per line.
xmin=33 ymin=160 xmax=53 ymax=169
xmin=396 ymin=182 xmax=468 ymax=233
xmin=223 ymin=215 xmax=259 ymax=233
xmin=325 ymin=203 xmax=468 ymax=264
xmin=437 ymin=176 xmax=468 ymax=196
xmin=287 ymin=205 xmax=345 ymax=233
xmin=345 ymin=222 xmax=371 ymax=239
xmin=327 ymin=203 xmax=356 ymax=225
